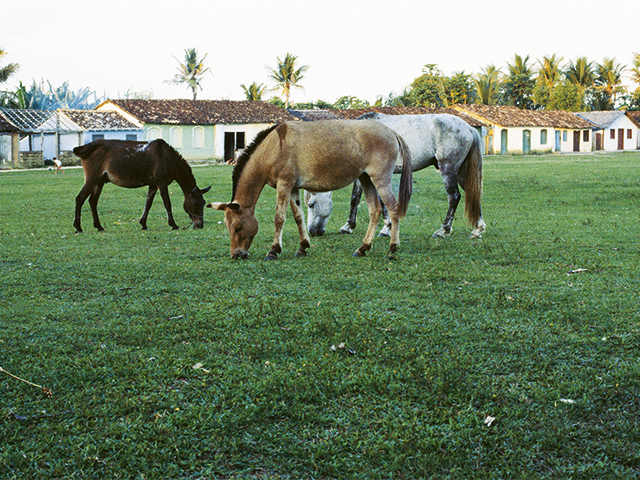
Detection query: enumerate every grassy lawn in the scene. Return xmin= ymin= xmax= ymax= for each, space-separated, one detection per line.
xmin=1 ymin=152 xmax=640 ymax=479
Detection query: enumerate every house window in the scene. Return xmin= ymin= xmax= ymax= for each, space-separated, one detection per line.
xmin=148 ymin=127 xmax=162 ymax=141
xmin=92 ymin=134 xmax=104 ymax=141
xmin=583 ymin=130 xmax=589 ymax=142
xmin=540 ymin=129 xmax=547 ymax=144
xmin=628 ymin=129 xmax=633 ymax=139
xmin=126 ymin=134 xmax=137 ymax=141
xmin=562 ymin=131 xmax=567 ymax=142
xmin=170 ymin=127 xmax=182 ymax=148
xmin=610 ymin=129 xmax=615 ymax=139
xmin=193 ymin=127 xmax=205 ymax=149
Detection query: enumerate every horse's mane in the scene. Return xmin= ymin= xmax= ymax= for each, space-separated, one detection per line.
xmin=356 ymin=112 xmax=381 ymax=120
xmin=231 ymin=124 xmax=279 ymax=200
xmin=156 ymin=139 xmax=196 ymax=184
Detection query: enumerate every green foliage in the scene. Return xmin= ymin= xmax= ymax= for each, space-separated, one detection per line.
xmin=9 ymin=79 xmax=105 ymax=110
xmin=442 ymin=71 xmax=476 ymax=105
xmin=240 ymin=82 xmax=267 ymax=101
xmin=267 ymin=53 xmax=309 ymax=109
xmin=547 ymin=80 xmax=585 ymax=111
xmin=1 ymin=154 xmax=640 ymax=478
xmin=501 ymin=54 xmax=536 ymax=109
xmin=407 ymin=64 xmax=446 ymax=107
xmin=332 ymin=95 xmax=370 ymax=110
xmin=475 ymin=65 xmax=502 ymax=105
xmin=167 ymin=48 xmax=210 ymax=101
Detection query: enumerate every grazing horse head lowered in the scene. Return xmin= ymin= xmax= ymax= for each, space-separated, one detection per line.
xmin=208 ymin=120 xmax=412 ymax=260
xmin=72 ymin=139 xmax=211 ymax=233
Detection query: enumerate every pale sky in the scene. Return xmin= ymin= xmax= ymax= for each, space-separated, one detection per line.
xmin=3 ymin=0 xmax=639 ymax=105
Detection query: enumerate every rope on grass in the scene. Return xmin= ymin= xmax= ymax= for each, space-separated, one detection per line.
xmin=0 ymin=366 xmax=53 ymax=397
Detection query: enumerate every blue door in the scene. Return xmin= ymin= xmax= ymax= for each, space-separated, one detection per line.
xmin=501 ymin=129 xmax=508 ymax=155
xmin=555 ymin=131 xmax=561 ymax=151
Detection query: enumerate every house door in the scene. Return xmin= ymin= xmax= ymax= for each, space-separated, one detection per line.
xmin=573 ymin=131 xmax=580 ymax=152
xmin=555 ymin=131 xmax=561 ymax=151
xmin=224 ymin=132 xmax=246 ymax=161
xmin=523 ymin=130 xmax=531 ymax=155
xmin=595 ymin=132 xmax=602 ymax=150
xmin=618 ymin=129 xmax=624 ymax=150
xmin=500 ymin=129 xmax=508 ymax=155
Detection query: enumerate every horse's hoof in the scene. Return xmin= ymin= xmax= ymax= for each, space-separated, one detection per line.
xmin=340 ymin=224 xmax=354 ymax=235
xmin=469 ymin=233 xmax=483 ymax=240
xmin=353 ymin=250 xmax=366 ymax=257
xmin=295 ymin=251 xmax=308 ymax=258
xmin=171 ymin=226 xmax=179 ymax=231
xmin=264 ymin=254 xmax=278 ymax=261
xmin=377 ymin=231 xmax=391 ymax=238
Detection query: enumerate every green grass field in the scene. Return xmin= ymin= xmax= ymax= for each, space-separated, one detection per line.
xmin=1 ymin=152 xmax=640 ymax=479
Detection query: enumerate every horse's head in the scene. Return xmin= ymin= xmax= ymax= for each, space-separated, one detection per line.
xmin=305 ymin=191 xmax=333 ymax=236
xmin=184 ymin=186 xmax=211 ymax=229
xmin=207 ymin=201 xmax=259 ymax=259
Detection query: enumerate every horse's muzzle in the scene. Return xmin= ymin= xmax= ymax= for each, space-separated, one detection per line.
xmin=231 ymin=249 xmax=250 ymax=259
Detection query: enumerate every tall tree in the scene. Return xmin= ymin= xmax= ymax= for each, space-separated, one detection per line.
xmin=0 ymin=47 xmax=20 ymax=107
xmin=628 ymin=52 xmax=640 ymax=109
xmin=501 ymin=54 xmax=536 ymax=109
xmin=442 ymin=71 xmax=476 ymax=106
xmin=475 ymin=65 xmax=501 ymax=105
xmin=565 ymin=57 xmax=594 ymax=91
xmin=537 ymin=54 xmax=564 ymax=87
xmin=240 ymin=82 xmax=267 ymax=101
xmin=407 ymin=64 xmax=446 ymax=107
xmin=168 ymin=48 xmax=210 ymax=101
xmin=594 ymin=57 xmax=626 ymax=108
xmin=267 ymin=53 xmax=309 ymax=109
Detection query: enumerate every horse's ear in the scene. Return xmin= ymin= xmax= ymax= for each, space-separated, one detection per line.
xmin=201 ymin=186 xmax=212 ymax=194
xmin=207 ymin=202 xmax=229 ymax=211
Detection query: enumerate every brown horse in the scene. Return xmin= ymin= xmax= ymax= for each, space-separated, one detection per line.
xmin=208 ymin=120 xmax=412 ymax=260
xmin=72 ymin=139 xmax=211 ymax=233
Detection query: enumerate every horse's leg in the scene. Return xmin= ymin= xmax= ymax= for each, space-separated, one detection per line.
xmin=374 ymin=184 xmax=401 ymax=256
xmin=88 ymin=180 xmax=106 ymax=231
xmin=353 ymin=175 xmax=382 ymax=257
xmin=139 ymin=186 xmax=157 ymax=230
xmin=340 ymin=179 xmax=363 ymax=234
xmin=158 ymin=184 xmax=179 ymax=230
xmin=289 ymin=190 xmax=311 ymax=257
xmin=74 ymin=179 xmax=100 ymax=233
xmin=433 ymin=172 xmax=461 ymax=239
xmin=378 ymin=197 xmax=392 ymax=237
xmin=265 ymin=186 xmax=291 ymax=260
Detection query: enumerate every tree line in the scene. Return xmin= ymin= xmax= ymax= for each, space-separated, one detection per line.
xmin=2 ymin=47 xmax=640 ymax=111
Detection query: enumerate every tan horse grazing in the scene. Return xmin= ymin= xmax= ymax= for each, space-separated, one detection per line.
xmin=208 ymin=120 xmax=413 ymax=260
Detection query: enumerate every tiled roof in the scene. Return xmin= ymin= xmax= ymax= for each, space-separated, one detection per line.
xmin=60 ymin=109 xmax=140 ymax=131
xmin=573 ymin=111 xmax=627 ymax=129
xmin=626 ymin=110 xmax=640 ymax=128
xmin=288 ymin=106 xmax=486 ymax=128
xmin=99 ymin=99 xmax=299 ymax=125
xmin=0 ymin=112 xmax=20 ymax=132
xmin=455 ymin=104 xmax=595 ymax=129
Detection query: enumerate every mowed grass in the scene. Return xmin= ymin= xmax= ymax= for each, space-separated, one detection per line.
xmin=1 ymin=152 xmax=639 ymax=479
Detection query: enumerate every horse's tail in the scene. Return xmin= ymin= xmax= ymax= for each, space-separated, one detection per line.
xmin=73 ymin=140 xmax=105 ymax=159
xmin=463 ymin=128 xmax=483 ymax=228
xmin=396 ymin=134 xmax=413 ymax=218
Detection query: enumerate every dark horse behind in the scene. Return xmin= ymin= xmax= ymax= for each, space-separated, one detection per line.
xmin=72 ymin=139 xmax=211 ymax=233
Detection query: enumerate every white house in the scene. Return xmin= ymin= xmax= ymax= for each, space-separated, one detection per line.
xmin=453 ymin=105 xmax=595 ymax=155
xmin=573 ymin=111 xmax=639 ymax=151
xmin=96 ymin=99 xmax=299 ymax=162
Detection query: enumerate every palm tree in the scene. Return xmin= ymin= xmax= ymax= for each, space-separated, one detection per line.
xmin=475 ymin=65 xmax=501 ymax=105
xmin=595 ymin=57 xmax=626 ymax=105
xmin=168 ymin=48 xmax=210 ymax=101
xmin=565 ymin=57 xmax=594 ymax=91
xmin=240 ymin=82 xmax=267 ymax=101
xmin=630 ymin=52 xmax=640 ymax=86
xmin=0 ymin=47 xmax=19 ymax=84
xmin=267 ymin=53 xmax=309 ymax=108
xmin=501 ymin=54 xmax=535 ymax=109
xmin=537 ymin=54 xmax=564 ymax=87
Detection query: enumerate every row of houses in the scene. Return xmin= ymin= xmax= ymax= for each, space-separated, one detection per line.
xmin=2 ymin=100 xmax=640 ymax=169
